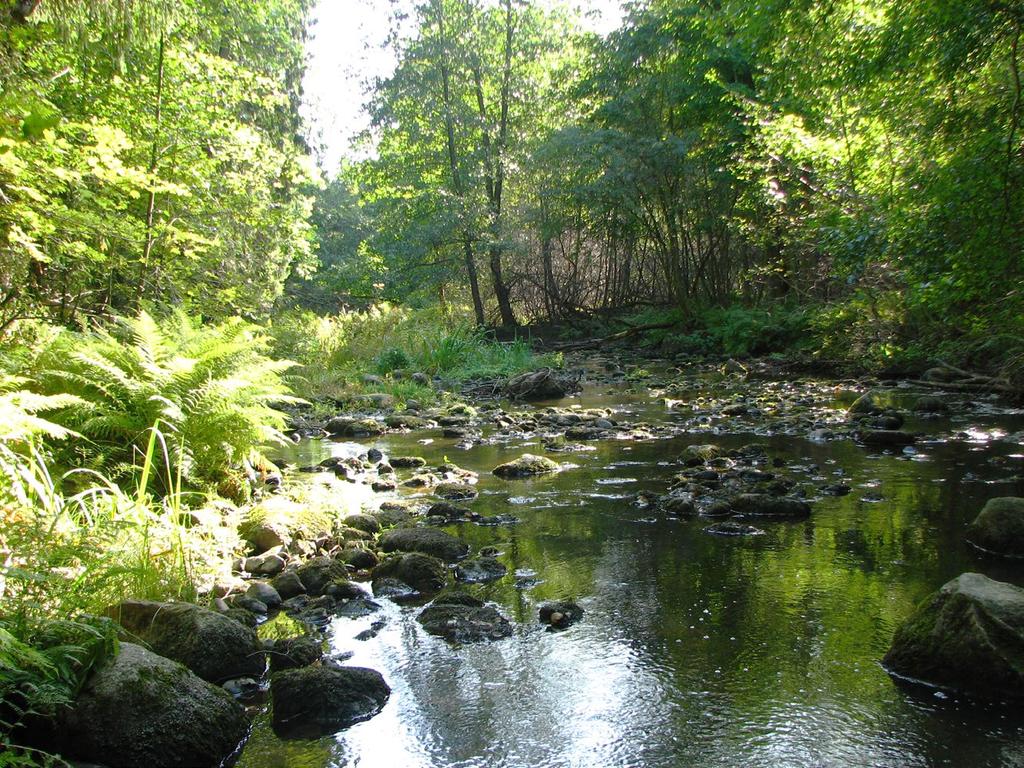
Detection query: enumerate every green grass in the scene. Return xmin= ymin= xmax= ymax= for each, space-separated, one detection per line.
xmin=270 ymin=305 xmax=561 ymax=403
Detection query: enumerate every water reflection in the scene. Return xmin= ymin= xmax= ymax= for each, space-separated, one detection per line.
xmin=242 ymin=379 xmax=1024 ymax=768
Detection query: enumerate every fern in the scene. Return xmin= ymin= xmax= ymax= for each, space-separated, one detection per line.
xmin=32 ymin=310 xmax=301 ymax=488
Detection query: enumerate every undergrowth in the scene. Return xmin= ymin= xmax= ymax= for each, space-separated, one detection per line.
xmin=270 ymin=304 xmax=561 ymax=403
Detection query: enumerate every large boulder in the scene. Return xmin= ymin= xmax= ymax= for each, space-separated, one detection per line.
xmin=271 ymin=666 xmax=390 ymax=738
xmin=492 ymin=454 xmax=560 ymax=478
xmin=883 ymin=573 xmax=1024 ymax=699
xmin=371 ymin=552 xmax=447 ymax=595
xmin=966 ymin=497 xmax=1024 ymax=558
xmin=378 ymin=527 xmax=469 ymax=562
xmin=417 ymin=593 xmax=513 ymax=642
xmin=58 ymin=643 xmax=249 ymax=768
xmin=106 ymin=601 xmax=264 ymax=683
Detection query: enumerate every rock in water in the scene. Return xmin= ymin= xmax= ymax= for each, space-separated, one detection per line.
xmin=728 ymin=494 xmax=811 ymax=519
xmin=106 ymin=601 xmax=264 ymax=683
xmin=883 ymin=572 xmax=1024 ymax=699
xmin=371 ymin=552 xmax=447 ymax=595
xmin=539 ymin=600 xmax=584 ymax=629
xmin=294 ymin=556 xmax=351 ymax=596
xmin=504 ymin=368 xmax=580 ymax=400
xmin=966 ymin=497 xmax=1024 ymax=558
xmin=270 ymin=636 xmax=324 ymax=672
xmin=856 ymin=429 xmax=917 ymax=447
xmin=454 ymin=556 xmax=507 ymax=583
xmin=271 ymin=666 xmax=390 ymax=738
xmin=417 ymin=593 xmax=513 ymax=642
xmin=492 ymin=454 xmax=560 ymax=478
xmin=58 ymin=643 xmax=249 ymax=768
xmin=378 ymin=527 xmax=469 ymax=562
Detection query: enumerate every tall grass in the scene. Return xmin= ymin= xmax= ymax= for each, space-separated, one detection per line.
xmin=0 ymin=387 xmax=231 ymax=764
xmin=270 ymin=305 xmax=561 ymax=402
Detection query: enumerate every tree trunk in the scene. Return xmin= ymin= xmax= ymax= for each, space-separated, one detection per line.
xmin=137 ymin=30 xmax=165 ymax=306
xmin=435 ymin=0 xmax=484 ymax=325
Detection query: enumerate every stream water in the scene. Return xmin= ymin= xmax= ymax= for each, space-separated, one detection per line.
xmin=238 ymin=363 xmax=1024 ymax=768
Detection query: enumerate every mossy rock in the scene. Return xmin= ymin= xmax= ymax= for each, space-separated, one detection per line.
xmin=57 ymin=643 xmax=249 ymax=768
xmin=385 ymin=414 xmax=427 ymax=429
xmin=343 ymin=513 xmax=381 ymax=535
xmin=239 ymin=497 xmax=333 ymax=553
xmin=848 ymin=391 xmax=882 ymax=415
xmin=378 ymin=527 xmax=468 ymax=562
xmin=492 ymin=454 xmax=560 ymax=478
xmin=913 ymin=395 xmax=950 ymax=414
xmin=883 ymin=573 xmax=1024 ymax=698
xmin=681 ymin=444 xmax=722 ymax=465
xmin=371 ymin=552 xmax=447 ymax=594
xmin=295 ymin=556 xmax=351 ymax=596
xmin=325 ymin=417 xmax=385 ymax=437
xmin=106 ymin=601 xmax=264 ymax=683
xmin=966 ymin=497 xmax=1024 ymax=558
xmin=271 ymin=666 xmax=390 ymax=738
xmin=435 ymin=482 xmax=478 ymax=500
xmin=390 ymin=456 xmax=427 ymax=469
xmin=417 ymin=598 xmax=512 ymax=643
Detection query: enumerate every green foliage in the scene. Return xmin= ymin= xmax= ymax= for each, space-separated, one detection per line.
xmin=20 ymin=311 xmax=298 ymax=488
xmin=0 ymin=617 xmax=118 ymax=762
xmin=375 ymin=347 xmax=413 ymax=375
xmin=270 ymin=305 xmax=560 ymax=402
xmin=0 ymin=0 xmax=317 ymax=330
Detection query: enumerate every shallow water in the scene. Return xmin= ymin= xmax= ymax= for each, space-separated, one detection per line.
xmin=240 ymin=371 xmax=1024 ymax=768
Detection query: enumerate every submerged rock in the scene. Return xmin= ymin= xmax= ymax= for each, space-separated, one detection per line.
xmin=106 ymin=601 xmax=264 ymax=683
xmin=493 ymin=454 xmax=560 ymax=478
xmin=378 ymin=527 xmax=469 ymax=562
xmin=913 ymin=395 xmax=950 ymax=414
xmin=417 ymin=594 xmax=513 ymax=642
xmin=371 ymin=552 xmax=447 ymax=595
xmin=883 ymin=572 xmax=1024 ymax=699
xmin=966 ymin=497 xmax=1024 ymax=558
xmin=271 ymin=666 xmax=390 ymax=738
xmin=58 ymin=643 xmax=249 ymax=768
xmin=539 ymin=600 xmax=584 ymax=629
xmin=454 ymin=556 xmax=507 ymax=583
xmin=704 ymin=521 xmax=765 ymax=537
xmin=856 ymin=429 xmax=918 ymax=447
xmin=728 ymin=494 xmax=811 ymax=519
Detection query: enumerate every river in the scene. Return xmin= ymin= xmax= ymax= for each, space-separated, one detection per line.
xmin=239 ymin=360 xmax=1024 ymax=768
